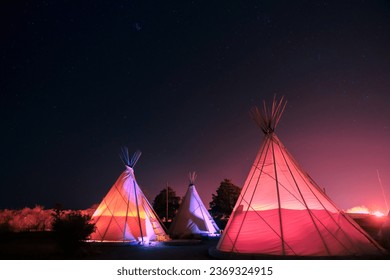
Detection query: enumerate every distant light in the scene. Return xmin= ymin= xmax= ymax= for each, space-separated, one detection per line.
xmin=346 ymin=206 xmax=370 ymax=214
xmin=372 ymin=210 xmax=385 ymax=217
xmin=346 ymin=206 xmax=386 ymax=217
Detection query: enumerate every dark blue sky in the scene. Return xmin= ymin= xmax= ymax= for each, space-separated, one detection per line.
xmin=1 ymin=1 xmax=390 ymax=212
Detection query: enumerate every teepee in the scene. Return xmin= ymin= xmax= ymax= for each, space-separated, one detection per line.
xmin=169 ymin=172 xmax=220 ymax=239
xmin=90 ymin=148 xmax=168 ymax=243
xmin=217 ymin=97 xmax=384 ymax=256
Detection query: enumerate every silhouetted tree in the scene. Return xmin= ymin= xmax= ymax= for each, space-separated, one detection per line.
xmin=153 ymin=186 xmax=181 ymax=222
xmin=209 ymin=179 xmax=241 ymax=229
xmin=51 ymin=209 xmax=96 ymax=254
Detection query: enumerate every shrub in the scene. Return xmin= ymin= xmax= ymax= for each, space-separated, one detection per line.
xmin=51 ymin=210 xmax=96 ymax=252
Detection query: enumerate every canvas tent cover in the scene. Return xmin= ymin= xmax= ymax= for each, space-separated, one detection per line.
xmin=217 ymin=98 xmax=384 ymax=256
xmin=91 ymin=151 xmax=167 ymax=242
xmin=169 ymin=176 xmax=220 ymax=238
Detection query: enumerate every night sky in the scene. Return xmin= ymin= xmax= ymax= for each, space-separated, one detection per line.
xmin=1 ymin=1 xmax=390 ymax=212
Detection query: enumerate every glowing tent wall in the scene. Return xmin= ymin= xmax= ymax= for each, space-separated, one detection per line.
xmin=169 ymin=183 xmax=220 ymax=239
xmin=91 ymin=166 xmax=167 ymax=242
xmin=217 ymin=98 xmax=384 ymax=256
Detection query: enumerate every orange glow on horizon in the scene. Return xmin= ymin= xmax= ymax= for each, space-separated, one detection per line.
xmin=346 ymin=205 xmax=386 ymax=217
xmin=346 ymin=206 xmax=370 ymax=214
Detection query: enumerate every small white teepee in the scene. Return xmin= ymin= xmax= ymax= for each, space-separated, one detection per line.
xmin=90 ymin=148 xmax=168 ymax=243
xmin=169 ymin=172 xmax=220 ymax=239
xmin=217 ymin=97 xmax=385 ymax=256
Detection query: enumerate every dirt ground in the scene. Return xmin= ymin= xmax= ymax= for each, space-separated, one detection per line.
xmin=0 ymin=233 xmax=220 ymax=260
xmin=1 ymin=215 xmax=389 ymax=260
xmin=89 ymin=239 xmax=219 ymax=260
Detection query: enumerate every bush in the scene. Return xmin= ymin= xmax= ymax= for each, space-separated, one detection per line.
xmin=0 ymin=221 xmax=12 ymax=234
xmin=51 ymin=210 xmax=96 ymax=252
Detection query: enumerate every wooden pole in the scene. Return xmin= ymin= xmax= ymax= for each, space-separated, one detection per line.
xmin=166 ymin=182 xmax=169 ymax=222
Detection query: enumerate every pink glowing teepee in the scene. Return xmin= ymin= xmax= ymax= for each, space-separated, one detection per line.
xmin=90 ymin=148 xmax=168 ymax=243
xmin=217 ymin=97 xmax=384 ymax=256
